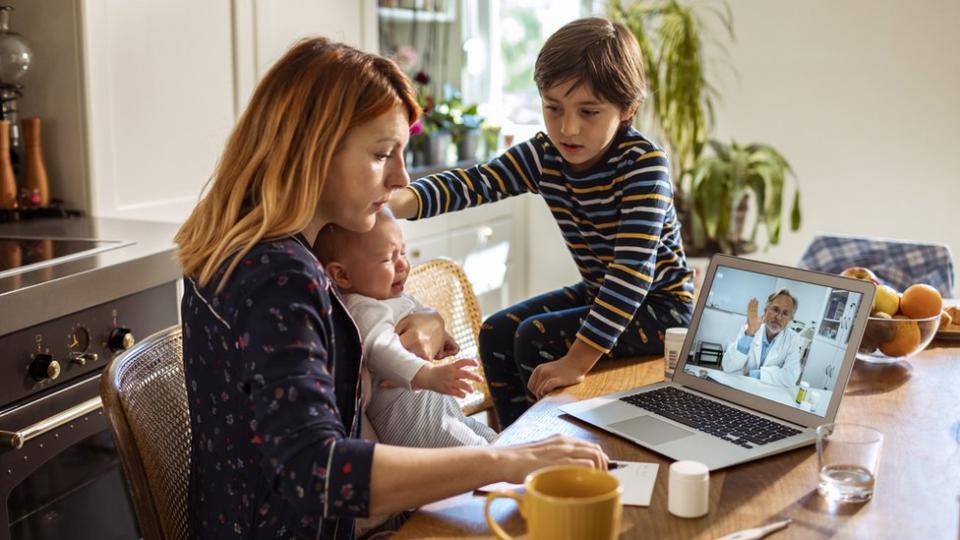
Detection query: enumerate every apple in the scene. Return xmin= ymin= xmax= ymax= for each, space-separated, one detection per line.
xmin=840 ymin=266 xmax=881 ymax=285
xmin=872 ymin=284 xmax=900 ymax=316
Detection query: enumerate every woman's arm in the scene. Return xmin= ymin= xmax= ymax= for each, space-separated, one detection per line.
xmin=395 ymin=309 xmax=455 ymax=360
xmin=369 ymin=434 xmax=608 ymax=515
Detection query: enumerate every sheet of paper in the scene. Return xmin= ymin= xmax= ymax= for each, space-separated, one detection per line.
xmin=476 ymin=461 xmax=659 ymax=507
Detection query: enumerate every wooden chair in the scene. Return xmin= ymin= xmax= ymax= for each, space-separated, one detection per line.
xmin=100 ymin=326 xmax=189 ymax=540
xmin=405 ymin=258 xmax=499 ymax=431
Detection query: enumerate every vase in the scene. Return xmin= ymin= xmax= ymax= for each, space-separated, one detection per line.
xmin=457 ymin=128 xmax=481 ymax=162
xmin=424 ymin=131 xmax=452 ymax=166
xmin=22 ymin=116 xmax=50 ymax=207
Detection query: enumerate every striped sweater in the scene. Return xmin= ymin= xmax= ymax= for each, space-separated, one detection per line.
xmin=407 ymin=127 xmax=694 ymax=353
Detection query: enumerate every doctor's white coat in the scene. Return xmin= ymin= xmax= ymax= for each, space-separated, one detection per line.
xmin=721 ymin=324 xmax=803 ymax=388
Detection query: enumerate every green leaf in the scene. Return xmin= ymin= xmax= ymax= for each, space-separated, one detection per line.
xmin=790 ymin=188 xmax=802 ymax=231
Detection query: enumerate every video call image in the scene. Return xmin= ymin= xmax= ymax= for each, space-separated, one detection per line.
xmin=682 ymin=266 xmax=864 ymax=417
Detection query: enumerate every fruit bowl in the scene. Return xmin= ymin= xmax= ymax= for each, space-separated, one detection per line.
xmin=856 ymin=314 xmax=940 ymax=364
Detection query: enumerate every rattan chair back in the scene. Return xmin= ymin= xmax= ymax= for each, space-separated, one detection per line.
xmin=100 ymin=326 xmax=189 ymax=540
xmin=405 ymin=258 xmax=497 ymax=429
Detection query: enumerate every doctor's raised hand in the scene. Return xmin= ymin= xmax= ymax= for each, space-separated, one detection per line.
xmin=745 ymin=297 xmax=762 ymax=337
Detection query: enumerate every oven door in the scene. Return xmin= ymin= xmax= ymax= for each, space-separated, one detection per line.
xmin=0 ymin=374 xmax=139 ymax=540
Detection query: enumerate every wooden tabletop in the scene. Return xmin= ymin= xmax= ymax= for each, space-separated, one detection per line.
xmin=396 ymin=342 xmax=960 ymax=539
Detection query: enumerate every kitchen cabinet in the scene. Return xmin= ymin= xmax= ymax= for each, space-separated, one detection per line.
xmin=402 ymin=195 xmax=527 ymax=317
xmin=13 ymin=0 xmax=370 ymax=222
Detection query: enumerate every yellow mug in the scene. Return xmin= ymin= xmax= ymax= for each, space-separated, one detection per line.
xmin=484 ymin=465 xmax=622 ymax=540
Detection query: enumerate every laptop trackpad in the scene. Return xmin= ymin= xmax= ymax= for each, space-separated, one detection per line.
xmin=609 ymin=415 xmax=696 ymax=446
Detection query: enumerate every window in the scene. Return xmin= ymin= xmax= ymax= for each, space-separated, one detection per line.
xmin=466 ymin=1 xmax=598 ymax=143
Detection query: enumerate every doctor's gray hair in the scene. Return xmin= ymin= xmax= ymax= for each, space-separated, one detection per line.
xmin=766 ymin=289 xmax=798 ymax=316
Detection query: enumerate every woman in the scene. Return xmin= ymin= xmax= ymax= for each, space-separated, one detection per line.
xmin=174 ymin=37 xmax=607 ymax=540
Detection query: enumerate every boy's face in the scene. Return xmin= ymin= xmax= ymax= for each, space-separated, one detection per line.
xmin=541 ymin=79 xmax=633 ymax=172
xmin=329 ymin=217 xmax=410 ymax=300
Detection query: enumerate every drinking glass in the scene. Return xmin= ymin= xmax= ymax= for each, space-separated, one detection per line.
xmin=816 ymin=423 xmax=883 ymax=503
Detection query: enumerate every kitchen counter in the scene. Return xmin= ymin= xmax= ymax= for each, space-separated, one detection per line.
xmin=0 ymin=217 xmax=182 ymax=335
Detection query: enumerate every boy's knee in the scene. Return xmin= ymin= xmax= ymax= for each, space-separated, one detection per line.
xmin=515 ymin=318 xmax=545 ymax=344
xmin=479 ymin=309 xmax=520 ymax=347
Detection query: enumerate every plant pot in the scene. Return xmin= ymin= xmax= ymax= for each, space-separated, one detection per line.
xmin=457 ymin=128 xmax=481 ymax=162
xmin=424 ymin=131 xmax=452 ymax=166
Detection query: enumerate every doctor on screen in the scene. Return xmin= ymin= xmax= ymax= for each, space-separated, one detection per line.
xmin=721 ymin=289 xmax=802 ymax=387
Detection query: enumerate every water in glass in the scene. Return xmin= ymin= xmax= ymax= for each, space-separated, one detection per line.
xmin=818 ymin=463 xmax=875 ymax=502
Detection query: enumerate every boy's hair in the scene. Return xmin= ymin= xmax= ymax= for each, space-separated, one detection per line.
xmin=534 ymin=17 xmax=646 ymax=122
xmin=312 ymin=208 xmax=396 ymax=266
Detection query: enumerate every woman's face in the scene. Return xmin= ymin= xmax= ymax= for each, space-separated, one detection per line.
xmin=319 ymin=106 xmax=411 ymax=232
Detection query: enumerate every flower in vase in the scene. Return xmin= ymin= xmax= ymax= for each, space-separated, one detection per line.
xmin=409 ymin=119 xmax=423 ymax=136
xmin=414 ymin=70 xmax=431 ymax=85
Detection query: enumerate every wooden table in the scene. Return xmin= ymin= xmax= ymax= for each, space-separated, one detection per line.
xmin=397 ymin=342 xmax=960 ymax=539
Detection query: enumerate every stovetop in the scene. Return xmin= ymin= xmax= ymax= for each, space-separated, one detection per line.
xmin=0 ymin=237 xmax=133 ymax=280
xmin=0 ymin=217 xmax=182 ymax=336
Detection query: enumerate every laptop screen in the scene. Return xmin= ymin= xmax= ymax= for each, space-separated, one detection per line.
xmin=681 ymin=264 xmax=865 ymax=418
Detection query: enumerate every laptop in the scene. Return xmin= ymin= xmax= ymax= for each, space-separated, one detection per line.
xmin=559 ymin=254 xmax=876 ymax=470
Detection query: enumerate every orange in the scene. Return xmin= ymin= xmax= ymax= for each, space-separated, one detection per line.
xmin=899 ymin=284 xmax=943 ymax=319
xmin=879 ymin=316 xmax=921 ymax=357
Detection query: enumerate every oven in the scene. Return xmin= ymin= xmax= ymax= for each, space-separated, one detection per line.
xmin=0 ymin=219 xmax=181 ymax=540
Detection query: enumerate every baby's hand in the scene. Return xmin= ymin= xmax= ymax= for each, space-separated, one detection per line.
xmin=412 ymin=359 xmax=483 ymax=398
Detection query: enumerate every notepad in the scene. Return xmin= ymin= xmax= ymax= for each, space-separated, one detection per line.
xmin=476 ymin=461 xmax=659 ymax=507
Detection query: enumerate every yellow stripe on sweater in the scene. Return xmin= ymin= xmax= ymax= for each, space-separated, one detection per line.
xmin=610 ymin=263 xmax=654 ymax=283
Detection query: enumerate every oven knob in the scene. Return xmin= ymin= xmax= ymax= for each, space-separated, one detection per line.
xmin=108 ymin=327 xmax=136 ymax=352
xmin=29 ymin=353 xmax=61 ymax=381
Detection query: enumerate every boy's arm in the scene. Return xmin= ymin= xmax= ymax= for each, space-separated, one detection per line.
xmin=391 ymin=135 xmax=545 ymax=220
xmin=348 ymin=296 xmax=431 ymax=389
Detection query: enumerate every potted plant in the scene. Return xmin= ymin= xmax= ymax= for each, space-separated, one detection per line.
xmin=445 ymin=93 xmax=484 ymax=162
xmin=688 ymin=140 xmax=801 ymax=255
xmin=412 ymin=71 xmax=454 ymax=166
xmin=610 ymin=0 xmax=801 ymax=255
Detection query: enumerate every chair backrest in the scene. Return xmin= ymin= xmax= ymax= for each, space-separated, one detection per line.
xmin=798 ymin=234 xmax=955 ymax=298
xmin=405 ymin=258 xmax=494 ymax=419
xmin=100 ymin=326 xmax=189 ymax=540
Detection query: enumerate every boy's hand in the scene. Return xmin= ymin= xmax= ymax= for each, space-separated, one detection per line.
xmin=528 ymin=341 xmax=601 ymax=399
xmin=528 ymin=356 xmax=589 ymax=399
xmin=412 ymin=359 xmax=483 ymax=398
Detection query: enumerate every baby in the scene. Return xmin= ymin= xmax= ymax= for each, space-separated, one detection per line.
xmin=313 ymin=209 xmax=496 ymax=447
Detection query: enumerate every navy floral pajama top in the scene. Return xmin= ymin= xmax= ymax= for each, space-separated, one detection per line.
xmin=181 ymin=235 xmax=373 ymax=539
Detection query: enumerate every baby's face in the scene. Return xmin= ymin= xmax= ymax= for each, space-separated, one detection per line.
xmin=341 ymin=218 xmax=409 ymax=300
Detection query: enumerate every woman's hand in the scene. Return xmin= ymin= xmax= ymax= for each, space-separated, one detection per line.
xmin=397 ymin=309 xmax=455 ymax=360
xmin=497 ymin=434 xmax=609 ymax=484
xmin=745 ymin=297 xmax=761 ymax=337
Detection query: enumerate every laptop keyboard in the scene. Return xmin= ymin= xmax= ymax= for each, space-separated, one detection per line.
xmin=619 ymin=387 xmax=801 ymax=449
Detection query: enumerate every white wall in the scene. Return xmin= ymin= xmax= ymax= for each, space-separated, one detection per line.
xmin=529 ymin=0 xmax=960 ymax=297
xmin=706 ymin=0 xmax=960 ymax=295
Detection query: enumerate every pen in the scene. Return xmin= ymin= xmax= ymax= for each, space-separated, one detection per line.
xmin=607 ymin=461 xmax=624 ymax=470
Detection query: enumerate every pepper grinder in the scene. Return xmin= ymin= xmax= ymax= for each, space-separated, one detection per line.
xmin=0 ymin=119 xmax=17 ymax=209
xmin=21 ymin=117 xmax=48 ymax=207
xmin=0 ymin=6 xmax=33 ymax=181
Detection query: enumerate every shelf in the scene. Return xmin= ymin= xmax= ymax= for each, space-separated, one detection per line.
xmin=378 ymin=6 xmax=455 ymax=23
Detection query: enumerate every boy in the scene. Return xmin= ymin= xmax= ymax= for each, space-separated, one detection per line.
xmin=390 ymin=17 xmax=694 ymax=427
xmin=313 ymin=209 xmax=497 ymax=447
